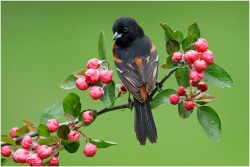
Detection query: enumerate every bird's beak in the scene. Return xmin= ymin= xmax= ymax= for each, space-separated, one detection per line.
xmin=113 ymin=32 xmax=122 ymax=41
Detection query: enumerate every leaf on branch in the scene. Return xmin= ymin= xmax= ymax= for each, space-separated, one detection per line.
xmin=100 ymin=81 xmax=116 ymax=108
xmin=37 ymin=124 xmax=50 ymax=137
xmin=182 ymin=22 xmax=200 ymax=52
xmin=15 ymin=125 xmax=29 ymax=136
xmin=90 ymin=139 xmax=117 ymax=148
xmin=57 ymin=125 xmax=70 ymax=140
xmin=61 ymin=140 xmax=80 ymax=153
xmin=60 ymin=74 xmax=77 ymax=90
xmin=197 ymin=106 xmax=221 ymax=142
xmin=175 ymin=67 xmax=190 ymax=88
xmin=195 ymin=93 xmax=216 ymax=105
xmin=40 ymin=102 xmax=64 ymax=124
xmin=150 ymin=89 xmax=176 ymax=109
xmin=166 ymin=56 xmax=178 ymax=70
xmin=178 ymin=101 xmax=193 ymax=119
xmin=23 ymin=120 xmax=36 ymax=132
xmin=98 ymin=30 xmax=106 ymax=60
xmin=1 ymin=158 xmax=7 ymax=166
xmin=166 ymin=39 xmax=180 ymax=56
xmin=160 ymin=22 xmax=184 ymax=44
xmin=63 ymin=92 xmax=81 ymax=118
xmin=37 ymin=136 xmax=60 ymax=145
xmin=1 ymin=137 xmax=15 ymax=145
xmin=73 ymin=69 xmax=87 ymax=78
xmin=203 ymin=63 xmax=233 ymax=88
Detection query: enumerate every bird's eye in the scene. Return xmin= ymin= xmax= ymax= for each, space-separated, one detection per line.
xmin=123 ymin=27 xmax=128 ymax=32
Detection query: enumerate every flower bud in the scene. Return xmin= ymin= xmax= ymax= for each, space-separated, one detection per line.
xmin=26 ymin=154 xmax=43 ymax=166
xmin=13 ymin=149 xmax=29 ymax=163
xmin=193 ymin=59 xmax=207 ymax=72
xmin=83 ymin=143 xmax=97 ymax=157
xmin=185 ymin=101 xmax=195 ymax=111
xmin=48 ymin=157 xmax=59 ymax=166
xmin=89 ymin=86 xmax=104 ymax=100
xmin=47 ymin=119 xmax=59 ymax=133
xmin=68 ymin=131 xmax=80 ymax=141
xmin=87 ymin=58 xmax=101 ymax=69
xmin=1 ymin=146 xmax=12 ymax=157
xmin=82 ymin=111 xmax=94 ymax=124
xmin=172 ymin=52 xmax=183 ymax=64
xmin=197 ymin=82 xmax=208 ymax=92
xmin=194 ymin=38 xmax=208 ymax=52
xmin=84 ymin=69 xmax=100 ymax=84
xmin=201 ymin=50 xmax=214 ymax=65
xmin=76 ymin=77 xmax=89 ymax=90
xmin=184 ymin=50 xmax=199 ymax=64
xmin=169 ymin=94 xmax=180 ymax=105
xmin=37 ymin=145 xmax=52 ymax=159
xmin=189 ymin=69 xmax=204 ymax=83
xmin=177 ymin=86 xmax=186 ymax=96
xmin=9 ymin=127 xmax=18 ymax=138
xmin=99 ymin=69 xmax=113 ymax=84
xmin=21 ymin=136 xmax=33 ymax=149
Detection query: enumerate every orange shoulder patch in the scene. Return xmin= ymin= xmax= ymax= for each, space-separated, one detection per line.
xmin=134 ymin=57 xmax=143 ymax=72
xmin=150 ymin=41 xmax=156 ymax=52
xmin=112 ymin=43 xmax=122 ymax=63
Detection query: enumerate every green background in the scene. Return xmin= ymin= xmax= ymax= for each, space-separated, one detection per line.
xmin=1 ymin=1 xmax=249 ymax=166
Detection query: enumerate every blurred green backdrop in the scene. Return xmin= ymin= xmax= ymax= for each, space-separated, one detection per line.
xmin=1 ymin=1 xmax=249 ymax=166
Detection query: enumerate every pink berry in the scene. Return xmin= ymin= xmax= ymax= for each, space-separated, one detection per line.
xmin=193 ymin=59 xmax=207 ymax=72
xmin=99 ymin=69 xmax=113 ymax=84
xmin=87 ymin=58 xmax=100 ymax=69
xmin=194 ymin=38 xmax=209 ymax=52
xmin=84 ymin=69 xmax=100 ymax=84
xmin=21 ymin=136 xmax=33 ymax=149
xmin=13 ymin=149 xmax=29 ymax=163
xmin=9 ymin=127 xmax=18 ymax=138
xmin=89 ymin=86 xmax=104 ymax=100
xmin=1 ymin=146 xmax=12 ymax=157
xmin=76 ymin=77 xmax=89 ymax=90
xmin=26 ymin=154 xmax=43 ymax=166
xmin=32 ymin=142 xmax=40 ymax=152
xmin=37 ymin=145 xmax=52 ymax=159
xmin=189 ymin=69 xmax=204 ymax=83
xmin=68 ymin=131 xmax=80 ymax=141
xmin=185 ymin=101 xmax=195 ymax=111
xmin=82 ymin=111 xmax=94 ymax=124
xmin=197 ymin=82 xmax=208 ymax=92
xmin=120 ymin=85 xmax=127 ymax=92
xmin=201 ymin=50 xmax=214 ymax=65
xmin=169 ymin=94 xmax=180 ymax=105
xmin=47 ymin=119 xmax=59 ymax=133
xmin=177 ymin=86 xmax=186 ymax=96
xmin=184 ymin=50 xmax=199 ymax=64
xmin=83 ymin=143 xmax=97 ymax=157
xmin=48 ymin=157 xmax=59 ymax=166
xmin=190 ymin=80 xmax=199 ymax=86
xmin=172 ymin=52 xmax=183 ymax=64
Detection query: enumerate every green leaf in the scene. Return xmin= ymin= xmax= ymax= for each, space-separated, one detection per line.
xmin=73 ymin=69 xmax=87 ymax=78
xmin=173 ymin=30 xmax=184 ymax=44
xmin=60 ymin=74 xmax=77 ymax=90
xmin=100 ymin=81 xmax=116 ymax=108
xmin=178 ymin=101 xmax=193 ymax=119
xmin=166 ymin=39 xmax=180 ymax=56
xmin=1 ymin=137 xmax=15 ymax=145
xmin=61 ymin=140 xmax=80 ymax=153
xmin=182 ymin=23 xmax=200 ymax=52
xmin=197 ymin=106 xmax=221 ymax=142
xmin=63 ymin=92 xmax=81 ymax=117
xmin=40 ymin=102 xmax=64 ymax=124
xmin=195 ymin=93 xmax=216 ymax=105
xmin=90 ymin=139 xmax=117 ymax=148
xmin=150 ymin=89 xmax=176 ymax=109
xmin=98 ymin=30 xmax=106 ymax=60
xmin=1 ymin=158 xmax=7 ymax=166
xmin=166 ymin=56 xmax=178 ymax=70
xmin=78 ymin=110 xmax=97 ymax=126
xmin=57 ymin=125 xmax=70 ymax=140
xmin=160 ymin=22 xmax=175 ymax=42
xmin=203 ymin=63 xmax=233 ymax=88
xmin=37 ymin=136 xmax=60 ymax=145
xmin=37 ymin=124 xmax=50 ymax=137
xmin=175 ymin=67 xmax=190 ymax=88
xmin=15 ymin=125 xmax=29 ymax=136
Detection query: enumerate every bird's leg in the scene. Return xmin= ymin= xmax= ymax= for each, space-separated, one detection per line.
xmin=155 ymin=81 xmax=162 ymax=92
xmin=128 ymin=93 xmax=134 ymax=111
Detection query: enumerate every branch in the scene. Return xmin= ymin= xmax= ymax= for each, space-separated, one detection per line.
xmin=1 ymin=68 xmax=176 ymax=147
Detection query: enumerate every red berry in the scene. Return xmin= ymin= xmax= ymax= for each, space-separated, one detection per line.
xmin=184 ymin=50 xmax=199 ymax=64
xmin=177 ymin=86 xmax=186 ymax=96
xmin=13 ymin=149 xmax=29 ymax=163
xmin=193 ymin=59 xmax=207 ymax=72
xmin=76 ymin=77 xmax=89 ymax=90
xmin=1 ymin=146 xmax=12 ymax=157
xmin=201 ymin=50 xmax=214 ymax=65
xmin=99 ymin=69 xmax=113 ymax=84
xmin=120 ymin=85 xmax=127 ymax=92
xmin=172 ymin=52 xmax=183 ymax=64
xmin=194 ymin=38 xmax=208 ymax=52
xmin=169 ymin=94 xmax=180 ymax=105
xmin=47 ymin=119 xmax=59 ymax=132
xmin=89 ymin=86 xmax=104 ymax=100
xmin=68 ymin=131 xmax=80 ymax=141
xmin=82 ymin=111 xmax=94 ymax=124
xmin=87 ymin=58 xmax=100 ymax=69
xmin=26 ymin=154 xmax=43 ymax=166
xmin=197 ymin=82 xmax=208 ymax=92
xmin=84 ymin=69 xmax=100 ymax=84
xmin=48 ymin=157 xmax=59 ymax=166
xmin=9 ymin=127 xmax=18 ymax=138
xmin=84 ymin=143 xmax=97 ymax=157
xmin=189 ymin=69 xmax=204 ymax=83
xmin=185 ymin=101 xmax=195 ymax=111
xmin=37 ymin=145 xmax=52 ymax=159
xmin=21 ymin=136 xmax=33 ymax=149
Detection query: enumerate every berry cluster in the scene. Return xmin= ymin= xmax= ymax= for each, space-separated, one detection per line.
xmin=169 ymin=38 xmax=213 ymax=111
xmin=1 ymin=111 xmax=98 ymax=166
xmin=75 ymin=58 xmax=113 ymax=100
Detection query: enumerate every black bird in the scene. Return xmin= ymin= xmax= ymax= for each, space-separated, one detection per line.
xmin=112 ymin=17 xmax=159 ymax=145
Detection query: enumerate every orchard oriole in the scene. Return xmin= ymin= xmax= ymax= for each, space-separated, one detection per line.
xmin=112 ymin=17 xmax=159 ymax=145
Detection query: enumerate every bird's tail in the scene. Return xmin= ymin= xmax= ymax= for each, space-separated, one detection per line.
xmin=134 ymin=97 xmax=158 ymax=145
